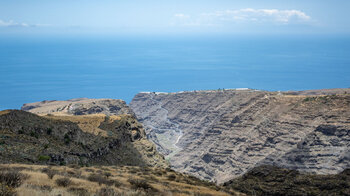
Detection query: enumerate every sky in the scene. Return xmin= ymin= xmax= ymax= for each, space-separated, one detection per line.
xmin=0 ymin=0 xmax=350 ymax=36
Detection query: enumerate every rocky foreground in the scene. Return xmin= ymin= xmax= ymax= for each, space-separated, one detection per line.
xmin=130 ymin=88 xmax=350 ymax=183
xmin=0 ymin=164 xmax=237 ymax=196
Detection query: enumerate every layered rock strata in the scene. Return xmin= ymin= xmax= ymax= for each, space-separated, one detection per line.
xmin=130 ymin=89 xmax=350 ymax=183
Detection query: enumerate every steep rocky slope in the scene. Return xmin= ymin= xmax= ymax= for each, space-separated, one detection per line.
xmin=0 ymin=110 xmax=166 ymax=167
xmin=21 ymin=98 xmax=134 ymax=116
xmin=130 ymin=89 xmax=350 ymax=183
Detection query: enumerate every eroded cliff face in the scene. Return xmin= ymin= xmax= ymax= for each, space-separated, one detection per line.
xmin=130 ymin=89 xmax=350 ymax=183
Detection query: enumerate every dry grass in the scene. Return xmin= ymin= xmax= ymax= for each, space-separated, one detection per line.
xmin=0 ymin=164 xmax=241 ymax=196
xmin=44 ymin=114 xmax=111 ymax=137
xmin=44 ymin=114 xmax=130 ymax=137
xmin=0 ymin=110 xmax=11 ymax=116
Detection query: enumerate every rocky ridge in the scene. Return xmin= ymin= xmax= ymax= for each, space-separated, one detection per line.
xmin=21 ymin=98 xmax=134 ymax=116
xmin=130 ymin=88 xmax=350 ymax=183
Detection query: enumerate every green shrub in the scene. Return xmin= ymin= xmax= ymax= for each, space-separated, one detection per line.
xmin=38 ymin=155 xmax=50 ymax=162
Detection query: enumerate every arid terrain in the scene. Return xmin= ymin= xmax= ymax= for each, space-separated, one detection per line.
xmin=130 ymin=88 xmax=350 ymax=183
xmin=1 ymin=89 xmax=349 ymax=195
xmin=1 ymin=99 xmax=241 ymax=195
xmin=0 ymin=164 xmax=238 ymax=196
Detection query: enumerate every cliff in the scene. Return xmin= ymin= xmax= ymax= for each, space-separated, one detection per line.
xmin=130 ymin=88 xmax=350 ymax=183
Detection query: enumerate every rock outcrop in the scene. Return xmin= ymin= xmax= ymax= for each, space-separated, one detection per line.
xmin=21 ymin=98 xmax=134 ymax=116
xmin=130 ymin=89 xmax=350 ymax=183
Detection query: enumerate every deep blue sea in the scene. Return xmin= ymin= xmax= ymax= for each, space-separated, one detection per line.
xmin=1 ymin=35 xmax=350 ymax=110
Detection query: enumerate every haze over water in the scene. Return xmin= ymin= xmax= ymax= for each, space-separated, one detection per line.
xmin=1 ymin=34 xmax=349 ymax=110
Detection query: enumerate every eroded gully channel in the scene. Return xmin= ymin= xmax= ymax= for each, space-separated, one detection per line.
xmin=143 ymin=93 xmax=184 ymax=160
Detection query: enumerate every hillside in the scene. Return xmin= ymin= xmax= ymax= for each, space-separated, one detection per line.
xmin=130 ymin=88 xmax=350 ymax=183
xmin=0 ymin=100 xmax=243 ymax=195
xmin=0 ymin=110 xmax=166 ymax=168
xmin=223 ymin=165 xmax=350 ymax=196
xmin=0 ymin=164 xmax=239 ymax=196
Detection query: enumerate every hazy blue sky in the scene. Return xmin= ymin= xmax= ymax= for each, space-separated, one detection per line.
xmin=0 ymin=0 xmax=349 ymax=35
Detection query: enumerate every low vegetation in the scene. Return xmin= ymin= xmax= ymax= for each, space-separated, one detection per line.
xmin=0 ymin=164 xmax=238 ymax=196
xmin=127 ymin=178 xmax=155 ymax=191
xmin=55 ymin=177 xmax=72 ymax=187
xmin=0 ymin=168 xmax=29 ymax=196
xmin=87 ymin=173 xmax=114 ymax=186
xmin=42 ymin=167 xmax=57 ymax=179
xmin=223 ymin=165 xmax=350 ymax=196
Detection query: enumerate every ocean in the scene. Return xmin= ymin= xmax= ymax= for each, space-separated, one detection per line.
xmin=0 ymin=35 xmax=349 ymax=110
